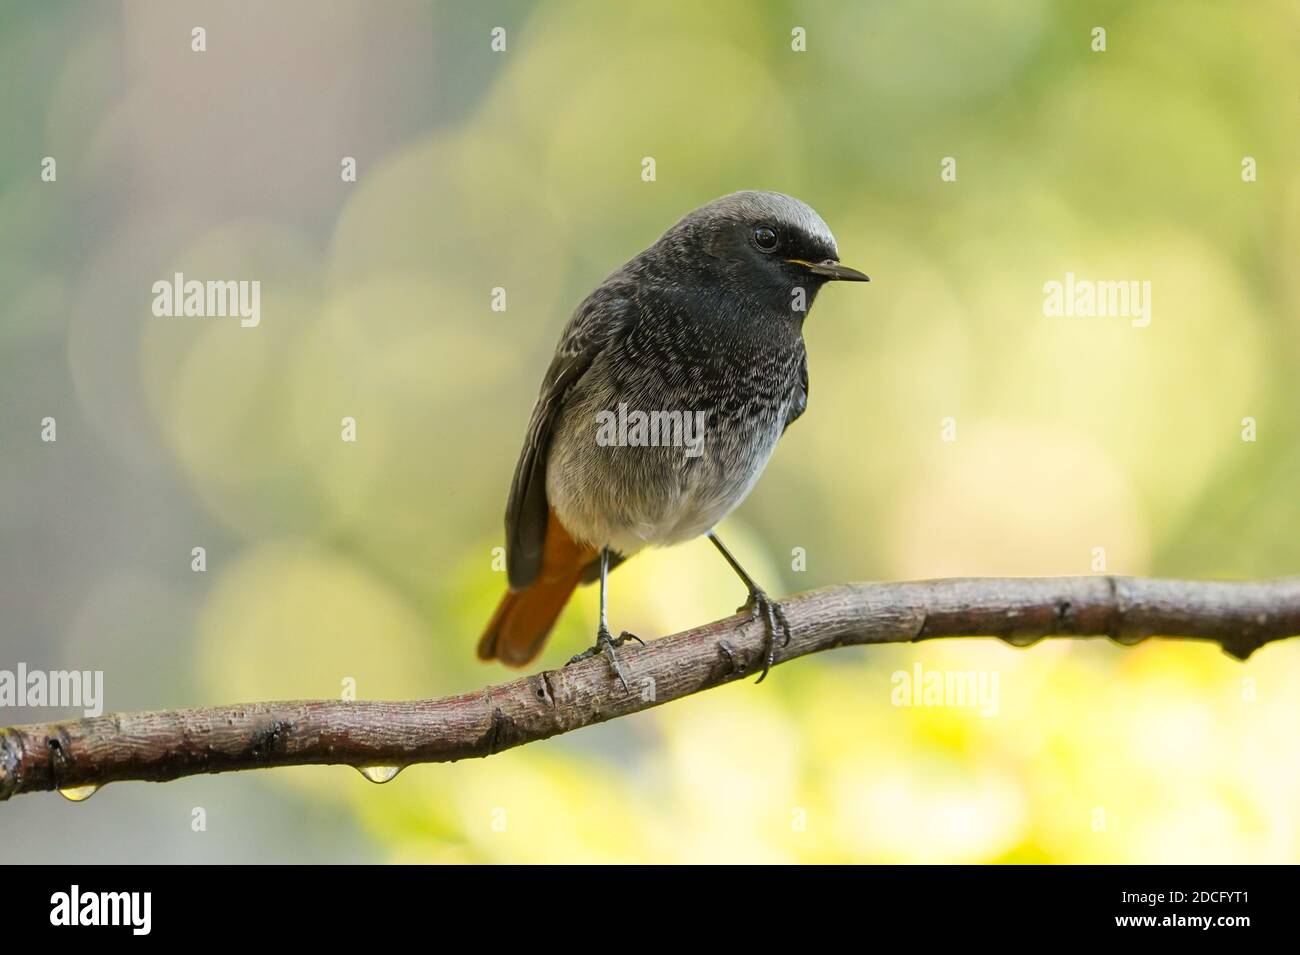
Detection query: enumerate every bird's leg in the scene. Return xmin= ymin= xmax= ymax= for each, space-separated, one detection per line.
xmin=707 ymin=531 xmax=791 ymax=683
xmin=566 ymin=547 xmax=643 ymax=691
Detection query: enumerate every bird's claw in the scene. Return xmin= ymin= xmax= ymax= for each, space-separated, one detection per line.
xmin=567 ymin=625 xmax=643 ymax=691
xmin=738 ymin=590 xmax=791 ymax=684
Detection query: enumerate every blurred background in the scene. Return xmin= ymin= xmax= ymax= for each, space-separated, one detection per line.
xmin=2 ymin=0 xmax=1298 ymax=863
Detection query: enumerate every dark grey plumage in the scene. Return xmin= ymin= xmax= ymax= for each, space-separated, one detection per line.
xmin=505 ymin=191 xmax=865 ymax=590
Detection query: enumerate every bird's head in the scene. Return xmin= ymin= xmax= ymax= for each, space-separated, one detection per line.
xmin=658 ymin=191 xmax=869 ymax=312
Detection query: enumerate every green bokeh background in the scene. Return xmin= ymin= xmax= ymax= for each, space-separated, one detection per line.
xmin=1 ymin=0 xmax=1297 ymax=862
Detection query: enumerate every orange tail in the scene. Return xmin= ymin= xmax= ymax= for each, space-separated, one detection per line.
xmin=478 ymin=511 xmax=596 ymax=667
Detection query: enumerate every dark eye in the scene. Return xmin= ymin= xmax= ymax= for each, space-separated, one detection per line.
xmin=753 ymin=226 xmax=779 ymax=252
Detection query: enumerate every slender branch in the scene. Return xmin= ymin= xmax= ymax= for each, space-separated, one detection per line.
xmin=3 ymin=575 xmax=1298 ymax=802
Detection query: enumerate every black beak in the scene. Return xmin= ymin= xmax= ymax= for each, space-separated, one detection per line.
xmin=789 ymin=258 xmax=870 ymax=282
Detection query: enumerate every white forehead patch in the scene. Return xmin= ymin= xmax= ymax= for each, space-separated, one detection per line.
xmin=710 ymin=190 xmax=839 ymax=257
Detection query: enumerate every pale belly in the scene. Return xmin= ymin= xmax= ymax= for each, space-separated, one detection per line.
xmin=545 ymin=395 xmax=787 ymax=556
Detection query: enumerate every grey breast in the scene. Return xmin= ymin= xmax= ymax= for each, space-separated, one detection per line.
xmin=545 ymin=311 xmax=804 ymax=553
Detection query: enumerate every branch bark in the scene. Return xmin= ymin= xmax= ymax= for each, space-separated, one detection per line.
xmin=3 ymin=575 xmax=1298 ymax=802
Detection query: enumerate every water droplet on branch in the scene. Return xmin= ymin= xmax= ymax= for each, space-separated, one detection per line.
xmin=357 ymin=765 xmax=402 ymax=784
xmin=998 ymin=631 xmax=1043 ymax=648
xmin=58 ymin=784 xmax=100 ymax=802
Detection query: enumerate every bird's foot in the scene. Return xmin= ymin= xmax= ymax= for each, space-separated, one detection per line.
xmin=567 ymin=625 xmax=645 ymax=692
xmin=738 ymin=589 xmax=791 ymax=684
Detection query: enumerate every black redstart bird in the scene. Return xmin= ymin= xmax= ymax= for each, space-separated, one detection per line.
xmin=479 ymin=191 xmax=868 ymax=686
